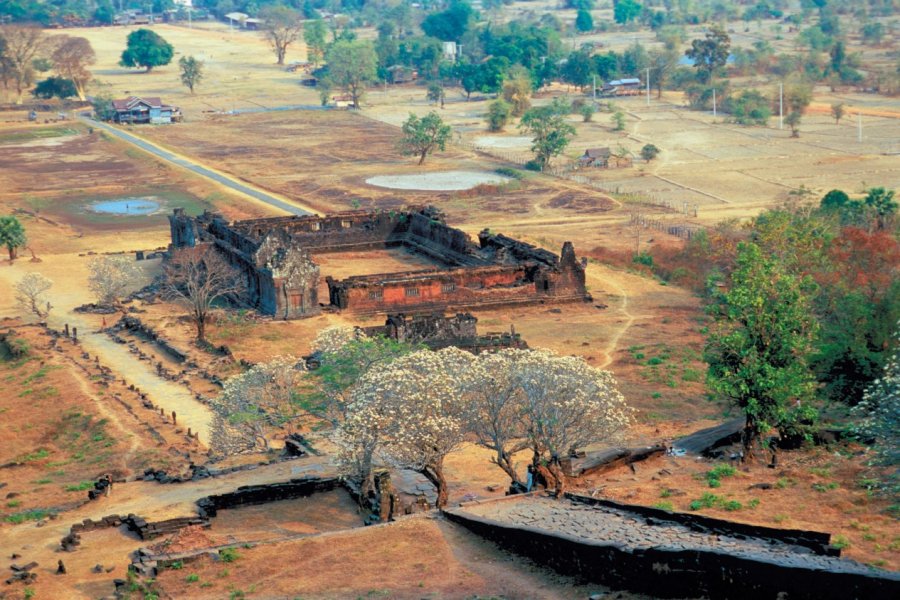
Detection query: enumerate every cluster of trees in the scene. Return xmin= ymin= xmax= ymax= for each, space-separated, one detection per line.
xmin=210 ymin=327 xmax=632 ymax=508
xmin=648 ymin=187 xmax=898 ymax=457
xmin=0 ymin=25 xmax=95 ymax=103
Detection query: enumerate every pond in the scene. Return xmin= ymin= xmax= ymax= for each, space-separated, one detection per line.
xmin=366 ymin=171 xmax=511 ymax=191
xmin=88 ymin=197 xmax=163 ymax=216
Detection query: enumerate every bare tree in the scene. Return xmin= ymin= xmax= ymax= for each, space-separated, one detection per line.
xmin=163 ymin=246 xmax=245 ymax=342
xmin=0 ymin=25 xmax=50 ymax=104
xmin=50 ymin=35 xmax=95 ymax=101
xmin=260 ymin=6 xmax=303 ymax=65
xmin=87 ymin=255 xmax=138 ymax=304
xmin=15 ymin=272 xmax=52 ymax=319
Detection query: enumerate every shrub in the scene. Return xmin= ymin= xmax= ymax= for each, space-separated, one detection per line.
xmin=641 ymin=144 xmax=660 ymax=161
xmin=495 ymin=167 xmax=524 ymax=180
xmin=722 ymin=499 xmax=743 ymax=511
xmin=689 ymin=492 xmax=720 ymax=511
xmin=832 ymin=535 xmax=851 ymax=550
xmin=632 ymin=252 xmax=654 ymax=267
xmin=186 ymin=573 xmax=200 ymax=583
xmin=653 ymin=501 xmax=674 ymax=511
xmin=219 ymin=548 xmax=240 ymax=563
xmin=705 ymin=464 xmax=737 ymax=487
xmin=524 ymin=160 xmax=543 ymax=171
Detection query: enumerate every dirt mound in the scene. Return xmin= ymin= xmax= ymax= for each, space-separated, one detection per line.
xmin=149 ymin=525 xmax=218 ymax=555
xmin=547 ymin=192 xmax=615 ymax=212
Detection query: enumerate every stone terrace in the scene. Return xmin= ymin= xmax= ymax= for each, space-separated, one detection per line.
xmin=461 ymin=496 xmax=883 ymax=576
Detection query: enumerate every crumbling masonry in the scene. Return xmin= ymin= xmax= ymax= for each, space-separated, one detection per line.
xmin=169 ymin=206 xmax=591 ymax=319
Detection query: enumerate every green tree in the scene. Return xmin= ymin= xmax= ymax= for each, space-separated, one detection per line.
xmin=641 ymin=143 xmax=660 ymax=161
xmin=614 ymin=0 xmax=642 ymax=24
xmin=178 ymin=55 xmax=204 ymax=94
xmin=685 ymin=24 xmax=731 ymax=84
xmin=32 ymin=76 xmax=77 ymax=99
xmin=398 ymin=111 xmax=453 ymax=165
xmin=421 ymin=0 xmax=474 ymax=42
xmin=853 ymin=322 xmax=899 ymax=476
xmin=519 ymin=100 xmax=576 ymax=169
xmin=860 ymin=22 xmax=884 ymax=46
xmin=91 ymin=92 xmax=116 ymax=121
xmin=580 ymin=104 xmax=595 ymax=122
xmin=820 ymin=189 xmax=849 ymax=211
xmin=501 ymin=71 xmax=532 ymax=117
xmin=704 ymin=242 xmax=819 ymax=458
xmin=303 ymin=19 xmax=328 ymax=67
xmin=864 ymin=187 xmax=898 ymax=231
xmin=831 ymin=102 xmax=844 ymax=125
xmin=611 ymin=110 xmax=626 ymax=131
xmin=323 ymin=40 xmax=378 ymax=108
xmin=260 ymin=5 xmax=303 ymax=65
xmin=575 ymin=9 xmax=593 ymax=33
xmin=0 ymin=215 xmax=27 ymax=260
xmin=427 ymin=82 xmax=445 ymax=108
xmin=486 ymin=98 xmax=512 ymax=132
xmin=119 ymin=28 xmax=173 ymax=72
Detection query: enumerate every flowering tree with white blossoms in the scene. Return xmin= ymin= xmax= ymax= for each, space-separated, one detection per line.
xmin=854 ymin=322 xmax=899 ymax=487
xmin=311 ymin=325 xmax=364 ymax=355
xmin=464 ymin=349 xmax=533 ymax=485
xmin=514 ymin=349 xmax=633 ymax=494
xmin=338 ymin=347 xmax=476 ymax=507
xmin=210 ymin=355 xmax=307 ymax=456
xmin=88 ymin=255 xmax=139 ymax=304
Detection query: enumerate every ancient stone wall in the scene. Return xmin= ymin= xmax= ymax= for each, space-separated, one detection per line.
xmin=169 ymin=206 xmax=591 ymax=318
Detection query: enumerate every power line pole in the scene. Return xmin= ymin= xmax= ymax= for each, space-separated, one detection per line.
xmin=858 ymin=111 xmax=862 ymax=143
xmin=593 ymin=75 xmax=596 ymax=102
xmin=646 ymin=67 xmax=650 ymax=106
xmin=779 ymin=82 xmax=783 ymax=130
xmin=712 ymin=87 xmax=716 ymax=118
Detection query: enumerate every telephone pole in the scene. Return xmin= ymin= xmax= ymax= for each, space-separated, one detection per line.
xmin=779 ymin=82 xmax=784 ymax=130
xmin=646 ymin=68 xmax=650 ymax=106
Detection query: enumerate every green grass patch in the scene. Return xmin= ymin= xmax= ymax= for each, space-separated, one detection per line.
xmin=64 ymin=481 xmax=95 ymax=492
xmin=5 ymin=508 xmax=54 ymax=524
xmin=0 ymin=126 xmax=80 ymax=143
xmin=19 ymin=448 xmax=49 ymax=463
xmin=186 ymin=573 xmax=200 ymax=583
xmin=812 ymin=482 xmax=839 ymax=493
xmin=705 ymin=464 xmax=738 ymax=487
xmin=653 ymin=501 xmax=674 ymax=511
xmin=831 ymin=535 xmax=851 ymax=550
xmin=219 ymin=548 xmax=240 ymax=563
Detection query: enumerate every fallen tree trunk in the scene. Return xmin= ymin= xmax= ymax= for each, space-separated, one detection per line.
xmin=566 ymin=444 xmax=665 ymax=478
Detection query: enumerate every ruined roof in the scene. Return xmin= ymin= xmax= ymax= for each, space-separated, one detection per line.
xmin=582 ymin=147 xmax=611 ymax=158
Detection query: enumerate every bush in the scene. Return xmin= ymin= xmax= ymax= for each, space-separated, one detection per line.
xmin=632 ymin=252 xmax=653 ymax=267
xmin=495 ymin=167 xmax=524 ymax=180
xmin=725 ymin=89 xmax=771 ymax=125
xmin=219 ymin=548 xmax=240 ymax=563
xmin=486 ymin=99 xmax=512 ymax=132
xmin=524 ymin=160 xmax=543 ymax=171
xmin=706 ymin=463 xmax=737 ymax=487
xmin=641 ymin=144 xmax=660 ymax=161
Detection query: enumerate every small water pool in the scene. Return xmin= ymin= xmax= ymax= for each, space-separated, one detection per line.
xmin=89 ymin=197 xmax=162 ymax=216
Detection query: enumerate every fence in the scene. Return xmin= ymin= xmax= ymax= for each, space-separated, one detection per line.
xmin=630 ymin=212 xmax=703 ymax=241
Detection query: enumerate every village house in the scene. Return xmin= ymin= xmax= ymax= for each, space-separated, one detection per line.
xmin=579 ymin=147 xmax=611 ymax=168
xmin=600 ymin=78 xmax=642 ymax=96
xmin=110 ymin=96 xmax=182 ymax=124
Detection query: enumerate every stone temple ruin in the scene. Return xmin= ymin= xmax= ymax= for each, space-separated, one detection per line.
xmin=169 ymin=206 xmax=591 ymax=319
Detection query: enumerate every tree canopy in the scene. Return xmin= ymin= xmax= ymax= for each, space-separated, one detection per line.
xmin=0 ymin=215 xmax=26 ymax=260
xmin=398 ymin=111 xmax=453 ymax=165
xmin=119 ymin=28 xmax=173 ymax=72
xmin=685 ymin=25 xmax=730 ymax=84
xmin=323 ymin=39 xmax=377 ymax=108
xmin=519 ymin=99 xmax=576 ymax=169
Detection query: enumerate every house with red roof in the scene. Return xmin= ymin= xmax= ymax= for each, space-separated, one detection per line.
xmin=110 ymin=96 xmax=182 ymax=124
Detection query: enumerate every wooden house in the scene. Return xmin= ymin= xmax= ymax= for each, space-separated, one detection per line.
xmin=111 ymin=96 xmax=181 ymax=124
xmin=579 ymin=147 xmax=611 ymax=168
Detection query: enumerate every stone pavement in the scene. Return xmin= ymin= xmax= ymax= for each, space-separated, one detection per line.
xmin=466 ymin=496 xmax=882 ymax=575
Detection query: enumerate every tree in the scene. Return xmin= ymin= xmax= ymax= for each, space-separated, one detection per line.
xmin=519 ymin=100 xmax=577 ymax=169
xmin=486 ymin=98 xmax=511 ymax=132
xmin=87 ymin=256 xmax=138 ymax=304
xmin=648 ymin=48 xmax=678 ymax=99
xmin=398 ymin=111 xmax=452 ymax=166
xmin=301 ymin=327 xmax=416 ymax=426
xmin=323 ymin=40 xmax=377 ymax=108
xmin=853 ymin=322 xmax=899 ymax=476
xmin=303 ymin=19 xmax=328 ymax=67
xmin=685 ymin=25 xmax=731 ymax=84
xmin=820 ymin=189 xmax=849 ymax=211
xmin=421 ymin=0 xmax=474 ymax=42
xmin=704 ymin=242 xmax=819 ymax=459
xmin=611 ymin=110 xmax=626 ymax=131
xmin=33 ymin=76 xmax=77 ymax=99
xmin=50 ymin=35 xmax=95 ymax=101
xmin=513 ymin=349 xmax=632 ymax=494
xmin=426 ymin=82 xmax=445 ymax=109
xmin=580 ymin=104 xmax=595 ymax=122
xmin=501 ymin=71 xmax=531 ymax=117
xmin=91 ymin=92 xmax=116 ymax=121
xmin=785 ymin=110 xmax=802 ymax=138
xmin=163 ymin=246 xmax=246 ymax=342
xmin=0 ymin=215 xmax=26 ymax=260
xmin=860 ymin=22 xmax=884 ymax=46
xmin=211 ymin=356 xmax=307 ymax=455
xmin=614 ymin=0 xmax=642 ymax=24
xmin=0 ymin=25 xmax=49 ymax=103
xmin=575 ymin=9 xmax=593 ymax=33
xmin=641 ymin=143 xmax=660 ymax=161
xmin=260 ymin=5 xmax=303 ymax=66
xmin=178 ymin=55 xmax=204 ymax=94
xmin=864 ymin=187 xmax=898 ymax=231
xmin=338 ymin=348 xmax=476 ymax=507
xmin=15 ymin=272 xmax=52 ymax=320
xmin=119 ymin=29 xmax=173 ymax=72
xmin=831 ymin=102 xmax=844 ymax=125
